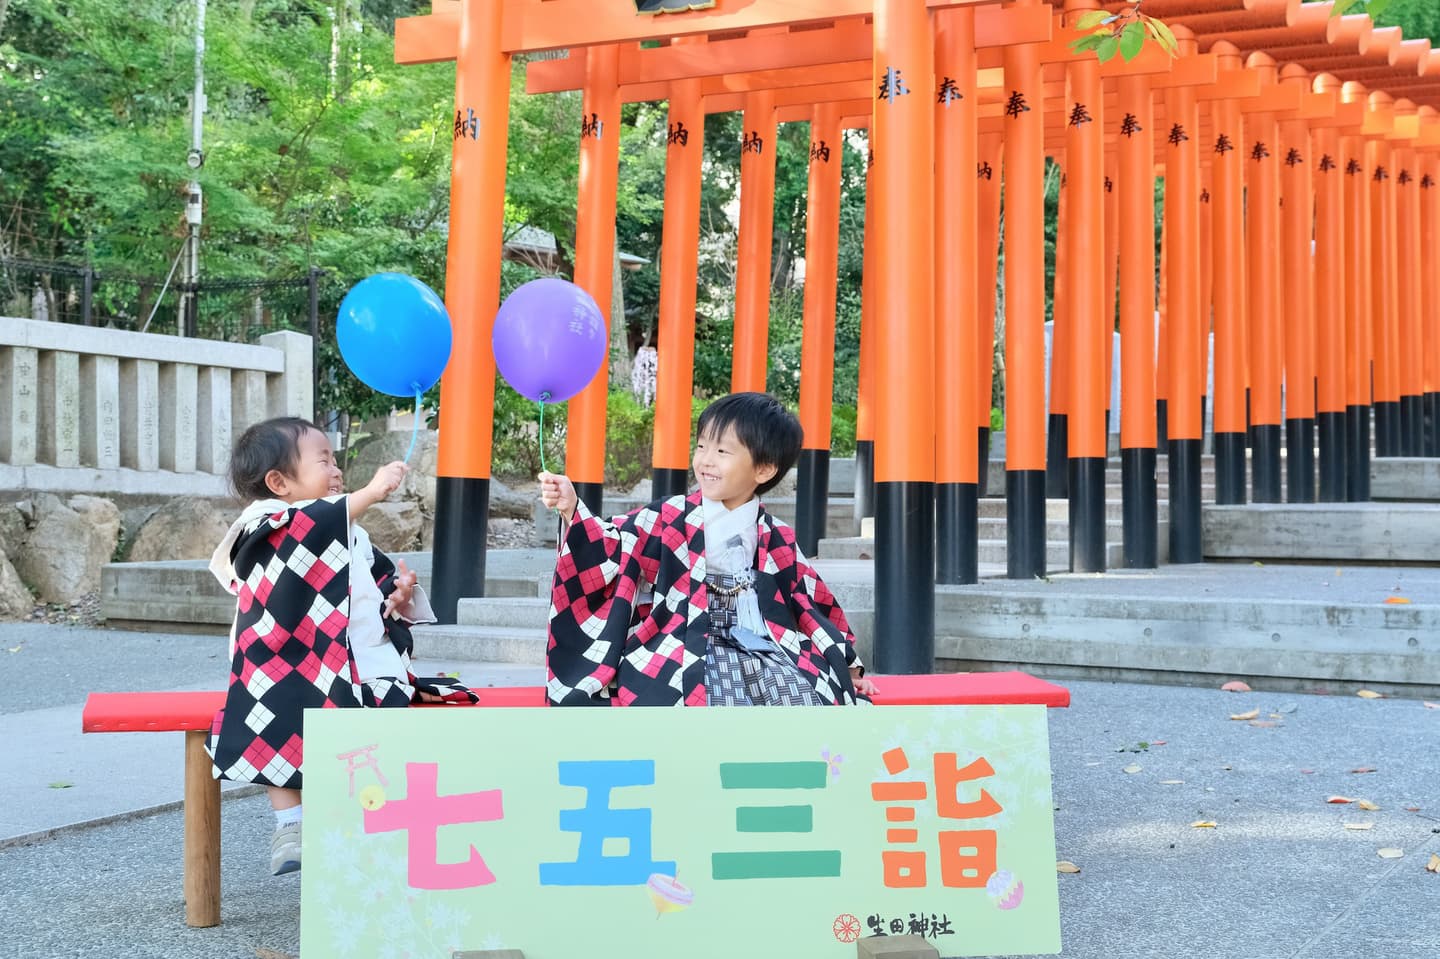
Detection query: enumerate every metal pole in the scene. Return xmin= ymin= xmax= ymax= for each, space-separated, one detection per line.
xmin=181 ymin=0 xmax=207 ymax=337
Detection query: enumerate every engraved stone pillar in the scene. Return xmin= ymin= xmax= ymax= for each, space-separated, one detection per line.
xmin=231 ymin=369 xmax=269 ymax=442
xmin=197 ymin=367 xmax=233 ymax=474
xmin=80 ymin=355 xmax=121 ymax=470
xmin=38 ymin=351 xmax=81 ymax=467
xmin=120 ymin=359 xmax=161 ymax=471
xmin=159 ymin=363 xmax=199 ymax=473
xmin=259 ymin=330 xmax=313 ymax=419
xmin=0 ymin=347 xmax=38 ymax=466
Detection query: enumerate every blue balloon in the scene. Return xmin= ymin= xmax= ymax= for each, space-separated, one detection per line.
xmin=336 ymin=273 xmax=453 ymax=398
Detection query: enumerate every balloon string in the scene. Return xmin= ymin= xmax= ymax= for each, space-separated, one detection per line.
xmin=537 ymin=395 xmax=549 ymax=475
xmin=404 ymin=387 xmax=422 ymax=465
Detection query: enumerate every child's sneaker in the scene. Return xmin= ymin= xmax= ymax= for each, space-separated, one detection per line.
xmin=270 ymin=822 xmax=302 ymax=875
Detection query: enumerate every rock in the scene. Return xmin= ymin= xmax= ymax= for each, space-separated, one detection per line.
xmin=0 ymin=503 xmax=27 ymax=555
xmin=13 ymin=494 xmax=120 ymax=603
xmin=344 ymin=430 xmax=439 ymax=508
xmin=127 ymin=498 xmax=234 ymax=563
xmin=488 ymin=478 xmax=535 ymax=520
xmin=361 ymin=500 xmax=423 ymax=553
xmin=119 ymin=505 xmax=162 ymax=556
xmin=0 ymin=545 xmax=34 ymax=617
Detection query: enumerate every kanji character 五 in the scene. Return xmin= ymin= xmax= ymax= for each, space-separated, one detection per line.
xmin=539 ymin=760 xmax=675 ymax=886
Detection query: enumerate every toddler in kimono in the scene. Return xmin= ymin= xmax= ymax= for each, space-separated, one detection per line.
xmin=207 ymin=416 xmax=474 ymax=876
xmin=540 ymin=391 xmax=877 ymax=707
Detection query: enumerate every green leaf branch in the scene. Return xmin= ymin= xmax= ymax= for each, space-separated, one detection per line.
xmin=1069 ymin=3 xmax=1179 ymax=64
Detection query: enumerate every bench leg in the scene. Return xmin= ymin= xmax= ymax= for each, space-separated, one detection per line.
xmin=183 ymin=729 xmax=222 ymax=928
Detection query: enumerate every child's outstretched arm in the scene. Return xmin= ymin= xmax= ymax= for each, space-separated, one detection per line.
xmin=350 ymin=461 xmax=408 ymax=522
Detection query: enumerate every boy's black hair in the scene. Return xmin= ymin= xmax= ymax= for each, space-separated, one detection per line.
xmin=695 ymin=392 xmax=804 ymax=497
xmin=228 ymin=416 xmax=322 ymax=502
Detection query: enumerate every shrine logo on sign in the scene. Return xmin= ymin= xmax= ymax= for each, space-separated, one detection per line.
xmin=635 ymin=0 xmax=719 ymax=13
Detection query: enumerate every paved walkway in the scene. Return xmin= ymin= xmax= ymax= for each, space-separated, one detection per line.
xmin=2 ymin=622 xmax=1438 ymax=958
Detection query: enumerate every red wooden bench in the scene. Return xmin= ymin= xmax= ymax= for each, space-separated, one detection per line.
xmin=82 ymin=671 xmax=1068 ymax=927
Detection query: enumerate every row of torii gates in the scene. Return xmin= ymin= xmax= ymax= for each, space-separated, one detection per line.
xmin=397 ymin=0 xmax=1440 ymax=673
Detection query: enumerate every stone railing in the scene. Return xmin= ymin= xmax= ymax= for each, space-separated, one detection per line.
xmin=0 ymin=317 xmax=311 ymax=497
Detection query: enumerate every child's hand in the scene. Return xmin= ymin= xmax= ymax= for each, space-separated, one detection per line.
xmin=851 ymin=667 xmax=878 ymax=698
xmin=384 ymin=558 xmax=418 ymax=619
xmin=538 ymin=471 xmax=579 ymax=521
xmin=366 ymin=461 xmax=409 ymax=501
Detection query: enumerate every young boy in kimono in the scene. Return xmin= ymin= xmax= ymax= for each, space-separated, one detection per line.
xmin=539 ymin=391 xmax=878 ymax=707
xmin=207 ymin=416 xmax=474 ymax=876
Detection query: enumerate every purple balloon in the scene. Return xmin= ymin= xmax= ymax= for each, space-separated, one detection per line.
xmin=492 ymin=278 xmax=607 ymax=403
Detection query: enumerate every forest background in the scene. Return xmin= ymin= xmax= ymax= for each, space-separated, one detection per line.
xmin=2 ymin=0 xmax=1437 ymax=486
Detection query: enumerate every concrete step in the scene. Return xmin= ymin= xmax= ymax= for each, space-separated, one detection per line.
xmin=975 ymin=517 xmax=1126 ymax=540
xmin=416 ymin=624 xmax=547 ymax=666
xmin=818 ymin=536 xmax=1130 ymax=569
xmin=978 ymin=499 xmax=1172 ymax=521
xmin=1371 ymin=457 xmax=1440 ymax=502
xmin=456 ymin=596 xmax=550 ymax=629
xmin=101 ymin=548 xmax=559 ymax=631
xmin=1202 ymin=502 xmax=1440 ymax=563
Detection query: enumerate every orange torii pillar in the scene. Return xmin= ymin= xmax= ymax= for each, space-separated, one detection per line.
xmin=566 ymin=45 xmax=622 ymax=516
xmin=1311 ymin=73 xmax=1348 ymax=502
xmin=795 ymin=102 xmax=843 ymax=556
xmin=1063 ymin=0 xmax=1107 ymax=572
xmin=854 ymin=159 xmax=877 ymax=523
xmin=976 ymin=131 xmax=1004 ymax=499
xmin=1423 ymin=146 xmax=1440 ymax=456
xmin=1001 ymin=0 xmax=1048 ymax=579
xmin=1103 ymin=154 xmax=1120 ymax=442
xmin=934 ymin=6 xmax=981 ymax=584
xmin=652 ymin=75 xmax=705 ymax=501
xmin=1163 ymin=27 xmax=1203 ymax=563
xmin=1370 ymin=94 xmax=1401 ymax=459
xmin=429 ymin=1 xmax=510 ymax=622
xmin=731 ymin=89 xmax=778 ymax=394
xmin=1341 ymin=83 xmax=1373 ymax=501
xmin=1245 ymin=53 xmax=1284 ymax=504
xmin=1209 ymin=43 xmax=1247 ymax=505
xmin=1117 ymin=72 xmax=1158 ymax=566
xmin=1047 ymin=169 xmax=1072 ymax=500
xmin=871 ymin=0 xmax=935 ymax=671
xmin=1279 ymin=64 xmax=1316 ymax=504
xmin=1393 ymin=112 xmax=1425 ymax=457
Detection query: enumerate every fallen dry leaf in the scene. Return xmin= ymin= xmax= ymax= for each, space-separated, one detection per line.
xmin=1268 ymin=713 xmax=1283 ymax=719
xmin=1327 ymin=796 xmax=1357 ymax=804
xmin=1249 ymin=720 xmax=1281 ymax=728
xmin=1151 ymin=740 xmax=1167 ymax=746
xmin=1056 ymin=861 xmax=1081 ymax=874
xmin=1191 ymin=820 xmax=1218 ymax=828
xmin=1358 ymin=800 xmax=1381 ymax=811
xmin=1160 ymin=779 xmax=1184 ymax=785
xmin=6 ymin=646 xmax=21 ymax=654
xmin=1406 ymin=806 xmax=1422 ymax=812
xmin=1378 ymin=848 xmax=1404 ymax=859
xmin=1350 ymin=767 xmax=1377 ymax=774
xmin=1424 ymin=702 xmax=1440 ymax=710
xmin=1356 ymin=689 xmax=1384 ymax=699
xmin=1426 ymin=854 xmax=1440 ymax=874
xmin=1123 ymin=764 xmax=1143 ymax=774
xmin=1230 ymin=709 xmax=1261 ymax=721
xmin=1300 ymin=769 xmax=1315 ymax=774
xmin=1221 ymin=680 xmax=1252 ymax=693
xmin=1343 ymin=822 xmax=1374 ymax=831
xmin=1384 ymin=596 xmax=1412 ymax=605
